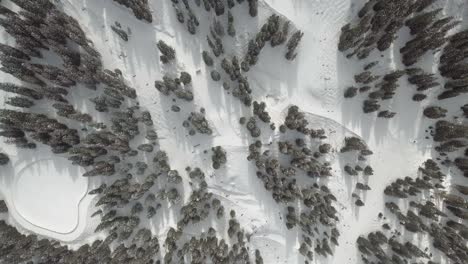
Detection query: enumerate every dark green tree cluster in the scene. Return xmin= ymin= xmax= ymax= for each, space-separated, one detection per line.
xmin=157 ymin=40 xmax=176 ymax=63
xmin=154 ymin=73 xmax=194 ymax=101
xmin=406 ymin=67 xmax=439 ymax=97
xmin=0 ymin=153 xmax=9 ymax=165
xmin=0 ymin=109 xmax=79 ymax=152
xmin=247 ymin=0 xmax=258 ymax=17
xmin=171 ymin=0 xmax=200 ymax=35
xmin=439 ymin=29 xmax=468 ymax=100
xmin=91 ymin=69 xmax=137 ymax=111
xmin=227 ymin=11 xmax=236 ymax=37
xmin=207 ymin=29 xmax=224 ymax=57
xmin=112 ymin=0 xmax=152 ymax=22
xmin=110 ymin=22 xmax=129 ymax=41
xmin=211 ymin=146 xmax=227 ymax=169
xmin=183 ymin=110 xmax=213 ymax=135
xmin=344 ymin=66 xmax=441 ymax=116
xmin=161 ymin=167 xmax=262 ymax=264
xmin=0 ymin=1 xmax=299 ymax=263
xmin=0 ymin=1 xmax=104 ymax=89
xmin=338 ymin=0 xmax=451 ymax=62
xmin=53 ymin=103 xmax=92 ymax=123
xmin=401 ymin=9 xmax=459 ymax=66
xmin=285 ymin=30 xmax=304 ymax=60
xmin=243 ymin=15 xmax=291 ymax=70
xmin=252 ymin=101 xmax=271 ymax=123
xmin=359 ymin=159 xmax=467 ymax=264
xmin=216 ymin=55 xmax=253 ymax=106
xmin=5 ymin=96 xmax=34 ymax=108
xmin=202 ymin=50 xmax=214 ymax=66
xmin=248 ymin=135 xmax=340 ymax=261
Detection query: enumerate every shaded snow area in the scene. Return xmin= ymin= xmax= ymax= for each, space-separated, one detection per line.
xmin=0 ymin=0 xmax=467 ymax=264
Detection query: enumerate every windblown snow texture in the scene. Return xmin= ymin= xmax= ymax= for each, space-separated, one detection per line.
xmin=0 ymin=0 xmax=466 ymax=264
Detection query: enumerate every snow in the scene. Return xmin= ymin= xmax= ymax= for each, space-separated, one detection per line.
xmin=13 ymin=158 xmax=87 ymax=233
xmin=0 ymin=141 xmax=97 ymax=241
xmin=0 ymin=0 xmax=466 ymax=262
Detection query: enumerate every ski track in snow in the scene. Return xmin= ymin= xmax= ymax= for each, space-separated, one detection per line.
xmin=0 ymin=0 xmax=466 ymax=263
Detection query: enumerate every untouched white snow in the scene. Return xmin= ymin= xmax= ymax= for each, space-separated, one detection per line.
xmin=13 ymin=158 xmax=88 ymax=233
xmin=0 ymin=141 xmax=95 ymax=241
xmin=0 ymin=0 xmax=466 ymax=262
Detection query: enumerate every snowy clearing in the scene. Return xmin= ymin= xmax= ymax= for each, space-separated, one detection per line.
xmin=0 ymin=0 xmax=466 ymax=263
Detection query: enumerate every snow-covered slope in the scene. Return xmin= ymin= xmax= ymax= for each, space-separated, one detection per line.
xmin=0 ymin=0 xmax=466 ymax=263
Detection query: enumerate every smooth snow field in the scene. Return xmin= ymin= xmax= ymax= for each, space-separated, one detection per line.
xmin=13 ymin=158 xmax=88 ymax=233
xmin=0 ymin=145 xmax=91 ymax=239
xmin=0 ymin=0 xmax=467 ymax=263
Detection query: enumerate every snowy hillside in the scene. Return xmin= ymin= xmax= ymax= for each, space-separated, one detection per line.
xmin=0 ymin=0 xmax=466 ymax=263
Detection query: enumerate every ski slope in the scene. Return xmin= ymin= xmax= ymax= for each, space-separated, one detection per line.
xmin=0 ymin=0 xmax=466 ymax=263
